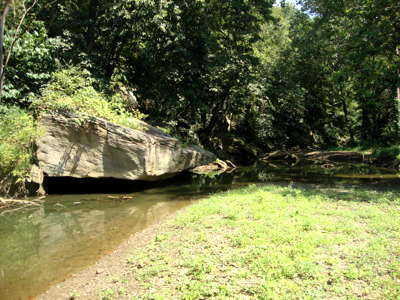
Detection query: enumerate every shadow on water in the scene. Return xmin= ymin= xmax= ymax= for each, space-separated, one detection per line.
xmin=1 ymin=160 xmax=400 ymax=300
xmin=43 ymin=173 xmax=195 ymax=194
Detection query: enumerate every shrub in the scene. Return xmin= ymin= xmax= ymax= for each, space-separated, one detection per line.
xmin=0 ymin=105 xmax=40 ymax=180
xmin=31 ymin=67 xmax=145 ymax=129
xmin=372 ymin=145 xmax=400 ymax=162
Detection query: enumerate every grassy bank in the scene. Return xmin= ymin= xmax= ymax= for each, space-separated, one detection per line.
xmin=328 ymin=146 xmax=400 ymax=166
xmin=94 ymin=185 xmax=400 ymax=299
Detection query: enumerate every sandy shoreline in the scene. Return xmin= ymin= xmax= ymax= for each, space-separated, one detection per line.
xmin=36 ymin=210 xmax=181 ymax=300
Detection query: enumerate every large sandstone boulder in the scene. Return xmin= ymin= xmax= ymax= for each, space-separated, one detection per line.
xmin=36 ymin=112 xmax=216 ymax=181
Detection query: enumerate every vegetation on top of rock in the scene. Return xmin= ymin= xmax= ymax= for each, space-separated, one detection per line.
xmin=30 ymin=68 xmax=145 ymax=129
xmin=0 ymin=67 xmax=148 ymax=192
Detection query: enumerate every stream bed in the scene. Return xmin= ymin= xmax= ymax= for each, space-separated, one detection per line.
xmin=1 ymin=160 xmax=400 ymax=300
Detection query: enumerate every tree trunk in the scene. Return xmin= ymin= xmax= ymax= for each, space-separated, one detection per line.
xmin=104 ymin=32 xmax=129 ymax=80
xmin=0 ymin=0 xmax=12 ymax=99
xmin=340 ymin=97 xmax=354 ymax=144
xmin=397 ymin=47 xmax=400 ymax=136
xmin=361 ymin=102 xmax=373 ymax=144
xmin=85 ymin=0 xmax=100 ymax=52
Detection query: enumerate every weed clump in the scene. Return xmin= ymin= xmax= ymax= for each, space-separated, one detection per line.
xmin=0 ymin=105 xmax=41 ymax=195
xmin=31 ymin=67 xmax=145 ymax=129
xmin=372 ymin=145 xmax=400 ymax=162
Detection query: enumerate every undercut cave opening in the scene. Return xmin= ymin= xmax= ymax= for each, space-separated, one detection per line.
xmin=43 ymin=173 xmax=193 ymax=194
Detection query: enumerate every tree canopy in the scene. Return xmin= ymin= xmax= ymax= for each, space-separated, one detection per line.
xmin=0 ymin=0 xmax=399 ymax=160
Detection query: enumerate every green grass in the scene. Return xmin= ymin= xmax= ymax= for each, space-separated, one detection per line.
xmin=106 ymin=185 xmax=400 ymax=299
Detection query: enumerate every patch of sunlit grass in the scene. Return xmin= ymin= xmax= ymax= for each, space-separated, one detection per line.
xmin=103 ymin=185 xmax=400 ymax=299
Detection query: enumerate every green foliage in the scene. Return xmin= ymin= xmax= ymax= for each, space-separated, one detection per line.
xmin=254 ymin=6 xmax=292 ymax=65
xmin=0 ymin=105 xmax=40 ymax=178
xmin=297 ymin=0 xmax=400 ymax=145
xmin=2 ymin=18 xmax=62 ymax=104
xmin=2 ymin=0 xmax=399 ymax=154
xmin=31 ymin=68 xmax=144 ymax=129
xmin=244 ymin=1 xmax=399 ymax=149
xmin=34 ymin=0 xmax=275 ymax=151
xmin=372 ymin=146 xmax=400 ymax=162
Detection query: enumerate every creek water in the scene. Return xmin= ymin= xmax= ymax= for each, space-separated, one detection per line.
xmin=1 ymin=160 xmax=400 ymax=300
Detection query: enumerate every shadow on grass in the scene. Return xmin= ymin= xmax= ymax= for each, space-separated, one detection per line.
xmin=254 ymin=182 xmax=400 ymax=204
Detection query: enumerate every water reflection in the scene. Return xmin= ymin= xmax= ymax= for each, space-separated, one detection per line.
xmin=1 ymin=160 xmax=400 ymax=300
xmin=0 ymin=191 xmax=195 ymax=300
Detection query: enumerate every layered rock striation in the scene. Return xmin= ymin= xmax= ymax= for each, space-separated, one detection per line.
xmin=36 ymin=112 xmax=215 ymax=182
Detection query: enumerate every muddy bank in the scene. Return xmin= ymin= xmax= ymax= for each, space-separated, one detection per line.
xmin=36 ymin=210 xmax=180 ymax=300
xmin=262 ymin=150 xmax=371 ymax=164
xmin=303 ymin=151 xmax=371 ymax=163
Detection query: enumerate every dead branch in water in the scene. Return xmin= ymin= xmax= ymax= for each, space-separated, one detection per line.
xmin=0 ymin=197 xmax=44 ymax=215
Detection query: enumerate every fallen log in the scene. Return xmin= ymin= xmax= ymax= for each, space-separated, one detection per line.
xmin=191 ymin=159 xmax=237 ymax=175
xmin=0 ymin=198 xmax=43 ymax=210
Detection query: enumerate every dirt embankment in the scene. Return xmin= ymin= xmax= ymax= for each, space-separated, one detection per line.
xmin=303 ymin=151 xmax=371 ymax=163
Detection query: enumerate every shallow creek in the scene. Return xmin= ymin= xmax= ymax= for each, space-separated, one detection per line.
xmin=1 ymin=160 xmax=400 ymax=300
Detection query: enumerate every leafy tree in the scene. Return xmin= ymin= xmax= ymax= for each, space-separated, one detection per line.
xmin=0 ymin=0 xmax=63 ymax=104
xmin=2 ymin=0 xmax=400 ymax=165
xmin=0 ymin=0 xmax=42 ymax=100
xmin=299 ymin=0 xmax=400 ymax=144
xmin=126 ymin=0 xmax=274 ymax=150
